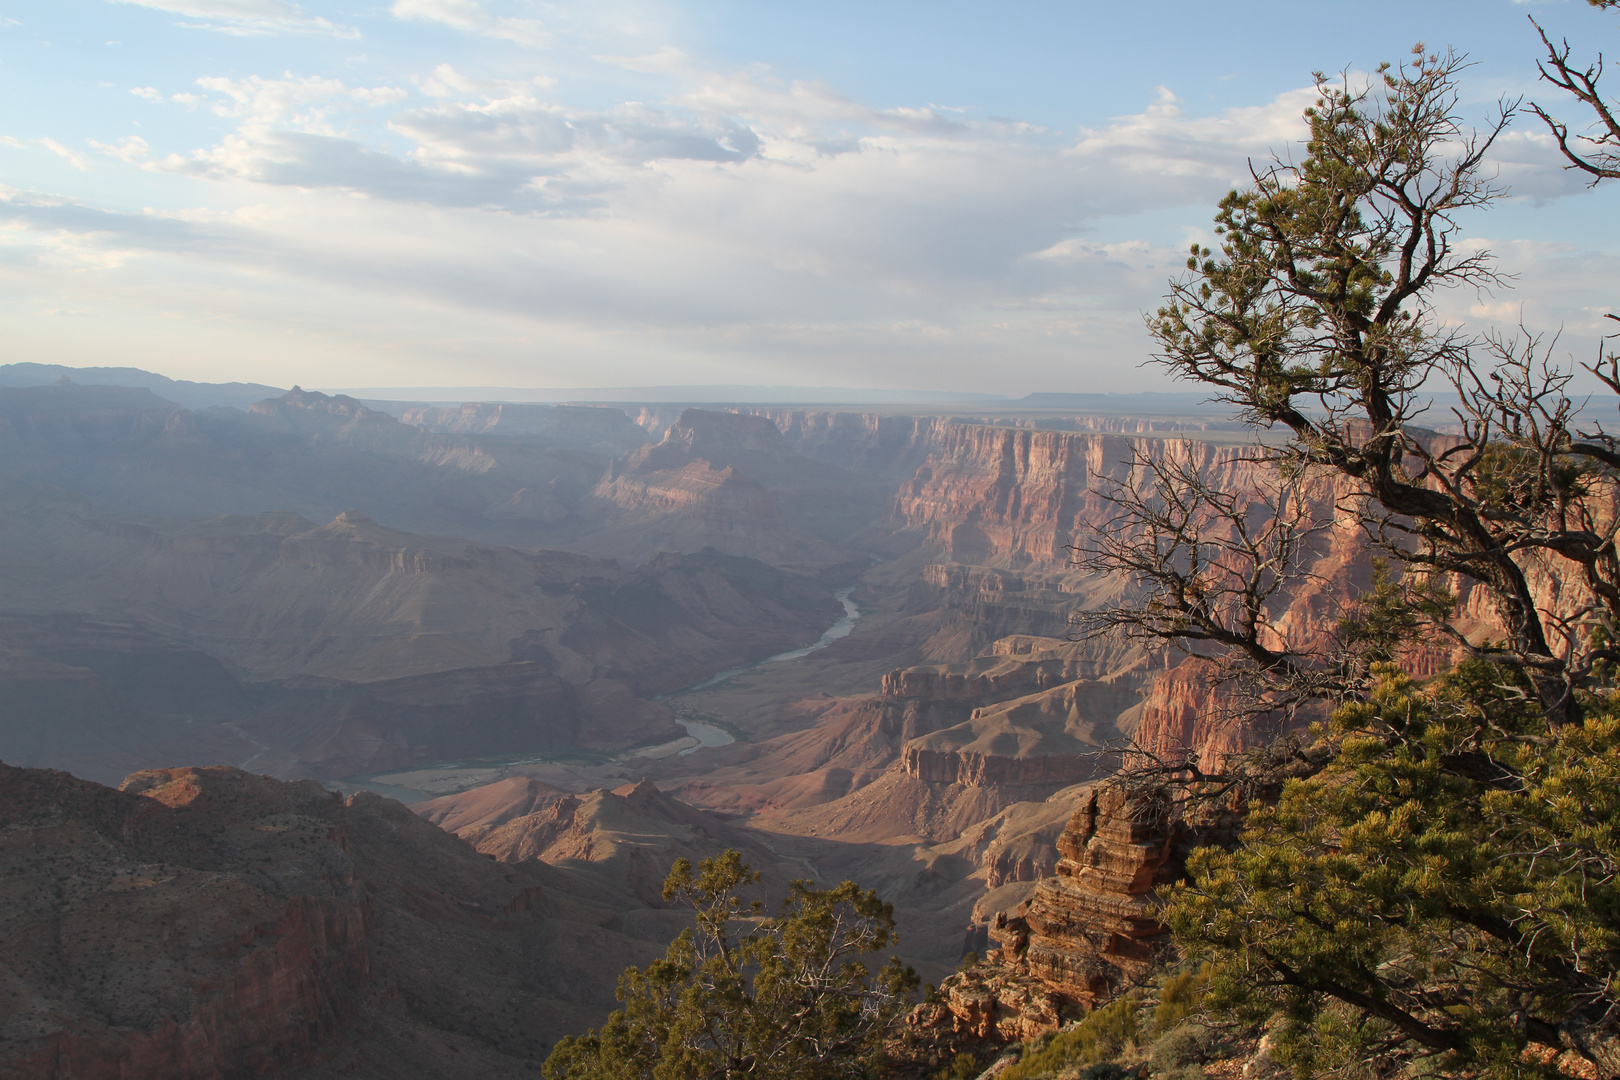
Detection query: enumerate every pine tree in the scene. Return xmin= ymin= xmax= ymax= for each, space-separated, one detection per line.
xmin=543 ymin=851 xmax=918 ymax=1080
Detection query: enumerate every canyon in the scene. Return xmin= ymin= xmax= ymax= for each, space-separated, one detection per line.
xmin=0 ymin=364 xmax=1360 ymax=1075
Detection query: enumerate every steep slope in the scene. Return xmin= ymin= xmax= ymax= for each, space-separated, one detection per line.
xmin=0 ymin=762 xmax=689 ymax=1080
xmin=420 ymin=766 xmax=1089 ymax=985
xmin=414 ymin=776 xmax=572 ymax=837
xmin=456 ymin=778 xmax=788 ymax=907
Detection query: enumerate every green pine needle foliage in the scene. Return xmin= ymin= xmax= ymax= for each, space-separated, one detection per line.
xmin=1165 ymin=663 xmax=1620 ymax=1077
xmin=543 ymin=850 xmax=919 ymax=1080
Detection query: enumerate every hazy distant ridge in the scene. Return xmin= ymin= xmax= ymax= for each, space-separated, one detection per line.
xmin=0 ymin=363 xmax=285 ymax=411
xmin=0 ymin=363 xmax=1238 ymax=410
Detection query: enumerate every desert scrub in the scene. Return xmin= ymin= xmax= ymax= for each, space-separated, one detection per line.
xmin=997 ymin=996 xmax=1142 ymax=1080
xmin=1151 ymin=966 xmax=1212 ymax=1033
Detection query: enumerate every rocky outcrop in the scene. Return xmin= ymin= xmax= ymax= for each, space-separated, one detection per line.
xmin=0 ymin=760 xmax=731 ymax=1079
xmin=920 ymin=967 xmax=1066 ymax=1044
xmin=995 ymin=784 xmax=1178 ymax=1004
xmin=0 ymin=765 xmax=366 ymax=1076
xmin=924 ymin=783 xmax=1182 ymax=1043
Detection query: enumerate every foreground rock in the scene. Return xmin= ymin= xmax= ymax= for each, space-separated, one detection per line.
xmin=0 ymin=761 xmax=683 ymax=1079
xmin=991 ymin=784 xmax=1178 ymax=1004
xmin=925 ymin=783 xmax=1185 ymax=1042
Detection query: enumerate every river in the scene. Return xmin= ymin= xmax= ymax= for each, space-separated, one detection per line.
xmin=328 ymin=587 xmax=863 ymax=797
xmin=664 ymin=587 xmax=861 ymax=753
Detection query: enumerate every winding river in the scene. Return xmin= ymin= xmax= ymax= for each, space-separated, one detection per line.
xmin=329 ymin=587 xmax=864 ymax=798
xmin=664 ymin=587 xmax=862 ymax=754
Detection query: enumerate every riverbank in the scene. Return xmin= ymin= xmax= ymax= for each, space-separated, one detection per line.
xmin=325 ymin=588 xmax=863 ymax=802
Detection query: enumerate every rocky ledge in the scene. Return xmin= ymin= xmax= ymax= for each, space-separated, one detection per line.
xmin=925 ymin=782 xmax=1184 ymax=1043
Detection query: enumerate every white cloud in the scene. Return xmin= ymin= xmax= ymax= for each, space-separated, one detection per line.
xmin=141 ymin=56 xmax=1310 ymax=231
xmin=90 ymin=135 xmax=151 ymax=163
xmin=189 ymin=73 xmax=407 ymax=128
xmin=130 ymin=86 xmax=164 ymax=101
xmin=1489 ymin=127 xmax=1605 ymax=203
xmin=1440 ymin=236 xmax=1620 ymax=343
xmin=3 ymin=70 xmax=1327 ymax=373
xmin=390 ymin=0 xmax=548 ymax=48
xmin=107 ymin=0 xmax=357 ymax=37
xmin=414 ymin=64 xmax=556 ymax=100
xmin=12 ymin=49 xmax=1620 ymax=394
xmin=1 ymin=137 xmax=96 ymax=171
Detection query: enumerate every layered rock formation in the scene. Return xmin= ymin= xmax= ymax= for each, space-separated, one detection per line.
xmin=923 ymin=783 xmax=1182 ymax=1042
xmin=891 ymin=425 xmax=1130 ymax=567
xmin=1127 ymin=658 xmax=1255 ymax=765
xmin=991 ymin=784 xmax=1178 ymax=1003
xmin=747 ymin=407 xmax=1249 ymax=481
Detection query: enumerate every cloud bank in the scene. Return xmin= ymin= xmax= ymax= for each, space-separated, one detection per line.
xmin=5 ymin=7 xmax=1615 ymax=393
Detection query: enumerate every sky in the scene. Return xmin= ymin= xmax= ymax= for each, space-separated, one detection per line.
xmin=1 ymin=0 xmax=1617 ymax=395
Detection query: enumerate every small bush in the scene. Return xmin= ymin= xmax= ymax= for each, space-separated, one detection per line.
xmin=999 ymin=996 xmax=1142 ymax=1080
xmin=1151 ymin=966 xmax=1212 ymax=1034
xmin=1078 ymin=1065 xmax=1131 ymax=1080
xmin=1150 ymin=1067 xmax=1203 ymax=1080
xmin=934 ymin=1051 xmax=984 ymax=1080
xmin=1147 ymin=1027 xmax=1203 ymax=1071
